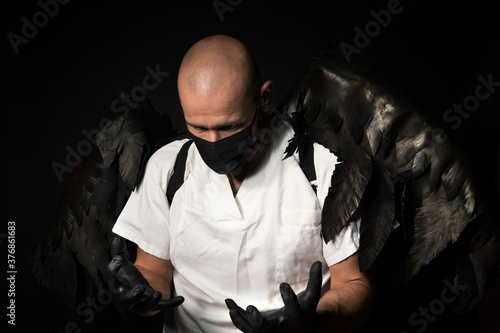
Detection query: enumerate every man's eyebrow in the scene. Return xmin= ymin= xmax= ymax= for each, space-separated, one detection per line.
xmin=186 ymin=121 xmax=207 ymax=130
xmin=186 ymin=120 xmax=244 ymax=130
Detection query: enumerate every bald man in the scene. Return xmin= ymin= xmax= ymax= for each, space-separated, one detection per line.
xmin=110 ymin=35 xmax=374 ymax=332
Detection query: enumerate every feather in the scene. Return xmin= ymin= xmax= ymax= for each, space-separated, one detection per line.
xmin=32 ymin=233 xmax=77 ymax=306
xmin=358 ymin=161 xmax=398 ymax=272
xmin=69 ymin=206 xmax=110 ymax=290
xmin=402 ymin=173 xmax=477 ymax=282
xmin=321 ymin=154 xmax=372 ymax=241
xmin=468 ymin=228 xmax=500 ymax=294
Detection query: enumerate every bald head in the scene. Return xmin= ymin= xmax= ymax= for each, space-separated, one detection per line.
xmin=178 ymin=35 xmax=272 ymax=143
xmin=178 ymin=35 xmax=262 ymax=105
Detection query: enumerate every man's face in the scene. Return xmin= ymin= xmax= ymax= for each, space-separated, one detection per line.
xmin=178 ymin=71 xmax=273 ymax=174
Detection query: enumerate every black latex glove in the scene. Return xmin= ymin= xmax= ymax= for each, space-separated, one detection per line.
xmin=225 ymin=261 xmax=323 ymax=333
xmin=104 ymin=235 xmax=184 ymax=315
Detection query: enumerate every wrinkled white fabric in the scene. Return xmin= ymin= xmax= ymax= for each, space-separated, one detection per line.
xmin=113 ymin=119 xmax=360 ymax=332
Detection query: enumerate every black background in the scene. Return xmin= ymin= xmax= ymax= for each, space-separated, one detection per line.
xmin=1 ymin=0 xmax=499 ymax=332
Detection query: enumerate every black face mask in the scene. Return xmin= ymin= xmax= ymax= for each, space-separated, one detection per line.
xmin=192 ymin=110 xmax=260 ymax=174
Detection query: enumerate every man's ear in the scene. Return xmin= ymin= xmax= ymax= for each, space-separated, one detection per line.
xmin=259 ymin=80 xmax=274 ymax=112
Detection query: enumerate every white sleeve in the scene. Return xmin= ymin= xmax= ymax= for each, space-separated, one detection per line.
xmin=112 ymin=139 xmax=188 ymax=260
xmin=322 ymin=219 xmax=360 ymax=267
xmin=312 ymin=142 xmax=360 ymax=267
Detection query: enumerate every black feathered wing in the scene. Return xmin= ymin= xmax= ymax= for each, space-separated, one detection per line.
xmin=276 ymin=51 xmax=499 ymax=308
xmin=31 ymin=96 xmax=175 ymax=329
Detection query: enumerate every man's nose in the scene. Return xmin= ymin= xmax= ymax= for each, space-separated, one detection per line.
xmin=206 ymin=130 xmax=223 ymax=142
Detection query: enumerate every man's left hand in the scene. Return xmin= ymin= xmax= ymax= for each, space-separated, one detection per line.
xmin=225 ymin=261 xmax=323 ymax=333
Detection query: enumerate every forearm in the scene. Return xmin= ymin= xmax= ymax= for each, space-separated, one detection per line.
xmin=316 ymin=278 xmax=374 ymax=332
xmin=135 ymin=264 xmax=172 ymax=300
xmin=132 ymin=264 xmax=172 ymax=316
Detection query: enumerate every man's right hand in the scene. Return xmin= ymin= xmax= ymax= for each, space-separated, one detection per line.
xmin=225 ymin=261 xmax=323 ymax=332
xmin=104 ymin=236 xmax=184 ymax=315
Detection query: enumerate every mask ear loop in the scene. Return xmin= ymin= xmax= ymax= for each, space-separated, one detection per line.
xmin=250 ymin=103 xmax=263 ymax=145
xmin=253 ymin=101 xmax=275 ymax=153
xmin=253 ymin=101 xmax=268 ymax=133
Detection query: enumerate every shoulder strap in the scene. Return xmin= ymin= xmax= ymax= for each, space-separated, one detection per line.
xmin=283 ymin=132 xmax=318 ymax=194
xmin=166 ymin=140 xmax=193 ymax=205
xmin=298 ymin=136 xmax=318 ymax=194
xmin=167 ymin=135 xmax=316 ymax=204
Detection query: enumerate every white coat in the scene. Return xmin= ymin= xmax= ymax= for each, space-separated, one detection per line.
xmin=113 ymin=119 xmax=360 ymax=332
